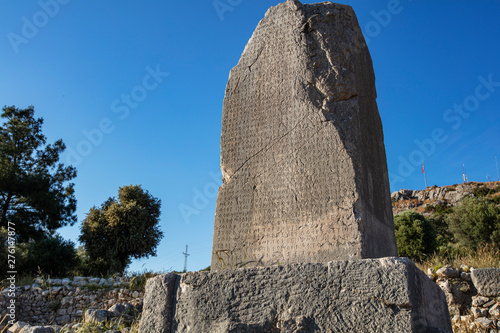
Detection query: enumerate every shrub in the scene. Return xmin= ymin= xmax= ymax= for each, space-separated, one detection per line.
xmin=394 ymin=210 xmax=437 ymax=261
xmin=428 ymin=214 xmax=453 ymax=249
xmin=434 ymin=203 xmax=452 ymax=216
xmin=447 ymin=196 xmax=500 ymax=249
xmin=424 ymin=205 xmax=435 ymax=212
xmin=19 ymin=235 xmax=79 ymax=277
xmin=473 ymin=186 xmax=496 ymax=198
xmin=73 ymin=246 xmax=121 ymax=277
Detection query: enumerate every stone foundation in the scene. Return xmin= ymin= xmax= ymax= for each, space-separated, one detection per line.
xmin=139 ymin=258 xmax=452 ymax=333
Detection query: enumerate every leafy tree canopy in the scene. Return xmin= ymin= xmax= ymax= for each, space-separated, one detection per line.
xmin=79 ymin=185 xmax=163 ymax=274
xmin=394 ymin=210 xmax=437 ymax=261
xmin=0 ymin=106 xmax=77 ymax=241
xmin=447 ymin=196 xmax=500 ymax=249
xmin=19 ymin=235 xmax=79 ymax=277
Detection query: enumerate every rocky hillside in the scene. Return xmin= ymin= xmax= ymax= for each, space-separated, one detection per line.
xmin=391 ymin=181 xmax=500 ymax=216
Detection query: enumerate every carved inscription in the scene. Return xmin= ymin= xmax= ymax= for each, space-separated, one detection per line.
xmin=211 ymin=0 xmax=397 ymax=270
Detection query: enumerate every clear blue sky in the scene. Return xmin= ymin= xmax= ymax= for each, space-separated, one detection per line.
xmin=1 ymin=1 xmax=499 ymax=273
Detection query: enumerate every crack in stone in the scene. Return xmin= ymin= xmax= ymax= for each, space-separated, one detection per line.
xmin=252 ymin=119 xmax=332 ymax=183
xmin=248 ymin=46 xmax=265 ymax=72
xmin=229 ymin=112 xmax=311 ymax=180
xmin=250 ymin=116 xmax=325 ymax=181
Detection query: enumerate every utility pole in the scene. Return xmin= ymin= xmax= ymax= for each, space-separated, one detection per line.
xmin=183 ymin=245 xmax=190 ymax=272
xmin=496 ymin=155 xmax=499 ymax=181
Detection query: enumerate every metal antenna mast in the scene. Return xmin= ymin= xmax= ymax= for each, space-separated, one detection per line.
xmin=183 ymin=245 xmax=190 ymax=272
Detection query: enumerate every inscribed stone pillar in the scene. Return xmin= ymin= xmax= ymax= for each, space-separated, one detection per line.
xmin=211 ymin=0 xmax=397 ymax=270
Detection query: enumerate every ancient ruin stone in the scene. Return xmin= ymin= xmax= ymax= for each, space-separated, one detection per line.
xmin=471 ymin=268 xmax=500 ymax=297
xmin=211 ymin=0 xmax=396 ymax=270
xmin=139 ymin=258 xmax=453 ymax=333
xmin=138 ymin=274 xmax=177 ymax=333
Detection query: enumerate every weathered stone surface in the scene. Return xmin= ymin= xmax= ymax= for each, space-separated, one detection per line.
xmin=436 ymin=265 xmax=459 ymax=279
xmin=108 ymin=303 xmax=127 ymax=316
xmin=84 ymin=309 xmax=112 ymax=324
xmin=472 ymin=296 xmax=490 ymax=307
xmin=472 ymin=306 xmax=489 ymax=318
xmin=139 ymin=258 xmax=452 ymax=333
xmin=0 ymin=281 xmax=142 ymax=327
xmin=484 ymin=300 xmax=497 ymax=308
xmin=490 ymin=303 xmax=500 ymax=317
xmin=211 ymin=0 xmax=396 ymax=270
xmin=19 ymin=327 xmax=54 ymax=333
xmin=472 ymin=268 xmax=500 ymax=297
xmin=138 ymin=273 xmax=177 ymax=333
xmin=476 ymin=317 xmax=495 ymax=329
xmin=7 ymin=322 xmax=28 ymax=333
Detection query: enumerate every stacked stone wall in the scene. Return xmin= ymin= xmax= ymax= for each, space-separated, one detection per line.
xmin=0 ymin=276 xmax=144 ymax=326
xmin=428 ymin=266 xmax=500 ymax=332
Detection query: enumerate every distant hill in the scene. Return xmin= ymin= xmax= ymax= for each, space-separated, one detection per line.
xmin=391 ymin=181 xmax=500 ymax=216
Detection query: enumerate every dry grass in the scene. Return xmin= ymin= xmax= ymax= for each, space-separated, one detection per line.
xmin=416 ymin=243 xmax=500 ymax=272
xmin=413 ymin=244 xmax=500 ymax=332
xmin=452 ymin=314 xmax=476 ymax=333
xmin=0 ymin=314 xmax=9 ymax=333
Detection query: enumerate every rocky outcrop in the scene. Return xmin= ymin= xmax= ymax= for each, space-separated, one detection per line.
xmin=391 ymin=181 xmax=500 ymax=215
xmin=212 ymin=0 xmax=396 ymax=271
xmin=392 ymin=184 xmax=475 ymax=205
xmin=139 ymin=258 xmax=452 ymax=333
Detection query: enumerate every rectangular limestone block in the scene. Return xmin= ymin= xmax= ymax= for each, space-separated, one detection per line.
xmin=138 ymin=273 xmax=177 ymax=333
xmin=138 ymin=258 xmax=452 ymax=333
xmin=211 ymin=0 xmax=397 ymax=270
xmin=471 ymin=268 xmax=500 ymax=297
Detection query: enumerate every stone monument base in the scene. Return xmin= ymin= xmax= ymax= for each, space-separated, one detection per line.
xmin=138 ymin=257 xmax=452 ymax=333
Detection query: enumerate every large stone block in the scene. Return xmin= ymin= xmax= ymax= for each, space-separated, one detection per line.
xmin=211 ymin=0 xmax=396 ymax=270
xmin=138 ymin=258 xmax=452 ymax=333
xmin=471 ymin=268 xmax=500 ymax=297
xmin=138 ymin=274 xmax=177 ymax=333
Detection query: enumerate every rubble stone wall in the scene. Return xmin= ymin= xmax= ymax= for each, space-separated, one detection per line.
xmin=0 ymin=276 xmax=144 ymax=326
xmin=429 ymin=266 xmax=500 ymax=331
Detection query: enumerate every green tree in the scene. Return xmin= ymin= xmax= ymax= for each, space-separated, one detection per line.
xmin=447 ymin=196 xmax=500 ymax=249
xmin=0 ymin=106 xmax=77 ymax=241
xmin=428 ymin=203 xmax=454 ymax=249
xmin=394 ymin=210 xmax=437 ymax=261
xmin=428 ymin=214 xmax=454 ymax=250
xmin=18 ymin=235 xmax=78 ymax=277
xmin=73 ymin=246 xmax=120 ymax=277
xmin=79 ymin=185 xmax=163 ymax=274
